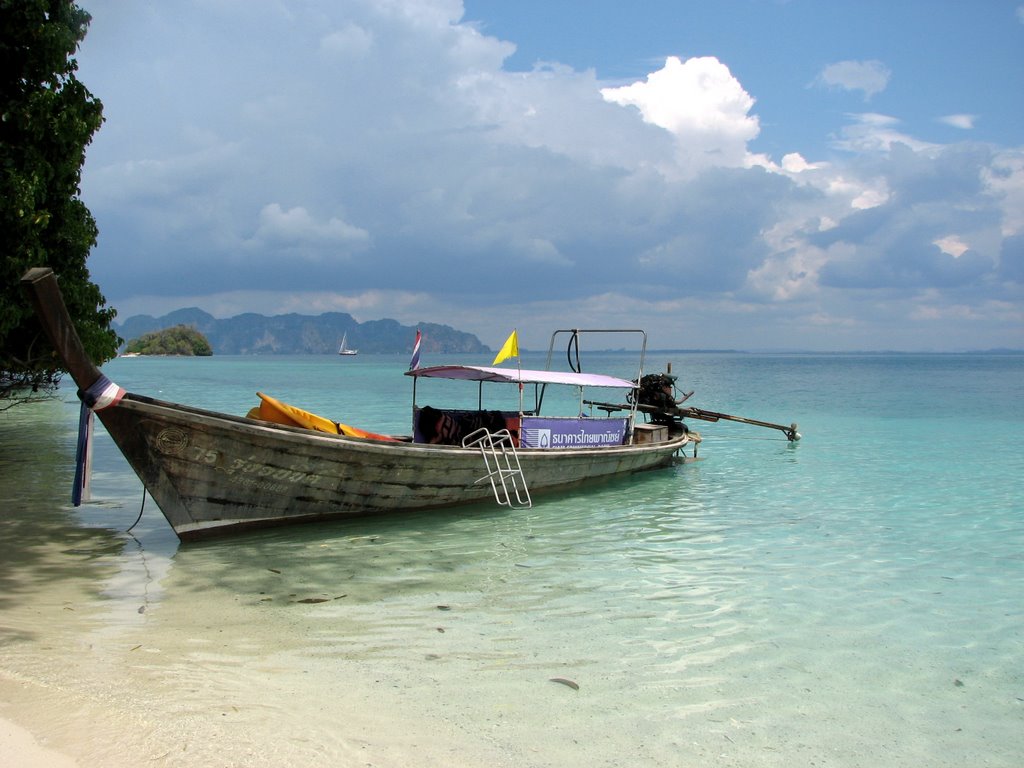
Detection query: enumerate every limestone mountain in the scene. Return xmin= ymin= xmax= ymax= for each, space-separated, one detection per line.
xmin=115 ymin=310 xmax=487 ymax=355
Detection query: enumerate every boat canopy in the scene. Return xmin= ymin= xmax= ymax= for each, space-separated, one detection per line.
xmin=406 ymin=364 xmax=635 ymax=389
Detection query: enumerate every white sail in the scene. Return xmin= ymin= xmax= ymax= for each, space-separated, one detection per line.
xmin=338 ymin=332 xmax=357 ymax=355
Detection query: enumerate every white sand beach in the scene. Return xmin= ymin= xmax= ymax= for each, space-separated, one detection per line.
xmin=0 ymin=668 xmax=513 ymax=768
xmin=1 ymin=715 xmax=79 ymax=768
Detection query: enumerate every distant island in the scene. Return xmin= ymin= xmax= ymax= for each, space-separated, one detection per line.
xmin=124 ymin=325 xmax=213 ymax=356
xmin=115 ymin=309 xmax=488 ymax=355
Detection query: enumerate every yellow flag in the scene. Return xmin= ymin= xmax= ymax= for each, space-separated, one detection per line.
xmin=492 ymin=330 xmax=519 ymax=365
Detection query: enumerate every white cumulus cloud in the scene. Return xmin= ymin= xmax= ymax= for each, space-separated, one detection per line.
xmin=939 ymin=114 xmax=977 ymax=130
xmin=814 ymin=60 xmax=891 ymax=100
xmin=248 ymin=203 xmax=370 ymax=254
xmin=320 ymin=22 xmax=374 ymax=57
xmin=834 ymin=113 xmax=937 ymax=153
xmin=600 ymin=56 xmax=760 ymax=173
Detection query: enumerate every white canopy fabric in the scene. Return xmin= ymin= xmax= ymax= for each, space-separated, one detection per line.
xmin=406 ymin=365 xmax=635 ymax=389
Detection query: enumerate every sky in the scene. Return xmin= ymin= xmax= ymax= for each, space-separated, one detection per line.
xmin=72 ymin=0 xmax=1024 ymax=351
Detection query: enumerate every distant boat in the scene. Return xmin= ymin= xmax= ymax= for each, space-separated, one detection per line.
xmin=338 ymin=332 xmax=357 ymax=356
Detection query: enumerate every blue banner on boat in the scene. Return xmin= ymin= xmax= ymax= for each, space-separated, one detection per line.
xmin=519 ymin=417 xmax=627 ymax=448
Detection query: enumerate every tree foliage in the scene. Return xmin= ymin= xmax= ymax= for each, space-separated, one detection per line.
xmin=1 ymin=0 xmax=120 ymax=401
xmin=124 ymin=325 xmax=213 ymax=357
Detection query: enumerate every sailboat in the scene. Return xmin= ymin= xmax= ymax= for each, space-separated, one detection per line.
xmin=338 ymin=332 xmax=357 ymax=356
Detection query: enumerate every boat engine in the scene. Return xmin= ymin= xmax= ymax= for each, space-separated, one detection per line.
xmin=631 ymin=373 xmax=690 ymax=433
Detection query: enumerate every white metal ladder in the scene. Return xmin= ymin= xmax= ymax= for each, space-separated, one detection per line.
xmin=461 ymin=428 xmax=532 ymax=508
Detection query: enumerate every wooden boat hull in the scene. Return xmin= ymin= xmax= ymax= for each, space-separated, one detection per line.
xmin=20 ymin=266 xmax=692 ymax=541
xmin=99 ymin=393 xmax=689 ymax=540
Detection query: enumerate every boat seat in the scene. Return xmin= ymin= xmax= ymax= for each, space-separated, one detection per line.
xmin=414 ymin=406 xmax=521 ymax=446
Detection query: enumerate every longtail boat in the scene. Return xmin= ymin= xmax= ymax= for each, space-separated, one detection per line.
xmin=21 ymin=267 xmax=798 ymax=541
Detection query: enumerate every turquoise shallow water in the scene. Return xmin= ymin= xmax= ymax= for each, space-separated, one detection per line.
xmin=1 ymin=352 xmax=1021 ymax=766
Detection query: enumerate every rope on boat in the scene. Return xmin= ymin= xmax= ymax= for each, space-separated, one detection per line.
xmin=126 ymin=487 xmax=147 ymax=533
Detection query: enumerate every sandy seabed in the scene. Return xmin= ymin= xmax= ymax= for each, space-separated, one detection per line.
xmin=0 ymin=666 xmax=518 ymax=768
xmin=1 ymin=714 xmax=78 ymax=768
